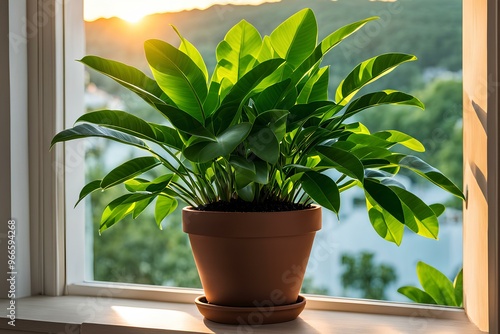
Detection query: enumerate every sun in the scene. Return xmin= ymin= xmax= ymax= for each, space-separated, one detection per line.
xmin=119 ymin=11 xmax=146 ymax=23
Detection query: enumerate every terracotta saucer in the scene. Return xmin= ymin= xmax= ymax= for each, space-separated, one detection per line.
xmin=195 ymin=295 xmax=306 ymax=325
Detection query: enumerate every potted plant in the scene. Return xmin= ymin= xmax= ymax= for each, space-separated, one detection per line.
xmin=51 ymin=8 xmax=464 ymax=324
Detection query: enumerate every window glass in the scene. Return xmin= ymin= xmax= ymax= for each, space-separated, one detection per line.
xmin=83 ymin=0 xmax=463 ymax=302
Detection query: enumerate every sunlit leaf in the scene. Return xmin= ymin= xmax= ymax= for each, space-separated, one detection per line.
xmin=301 ymin=171 xmax=340 ymax=213
xmin=101 ymin=157 xmax=161 ymax=189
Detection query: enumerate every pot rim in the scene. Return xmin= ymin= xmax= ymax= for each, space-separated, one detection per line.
xmin=182 ymin=205 xmax=322 ymax=238
xmin=182 ymin=204 xmax=321 ymax=214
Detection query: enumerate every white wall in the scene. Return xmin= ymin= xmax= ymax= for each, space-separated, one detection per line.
xmin=0 ymin=0 xmax=31 ymax=298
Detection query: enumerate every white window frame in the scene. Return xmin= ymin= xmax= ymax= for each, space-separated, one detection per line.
xmin=8 ymin=0 xmax=497 ymax=331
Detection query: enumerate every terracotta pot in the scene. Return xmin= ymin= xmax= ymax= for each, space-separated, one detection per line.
xmin=182 ymin=205 xmax=322 ymax=307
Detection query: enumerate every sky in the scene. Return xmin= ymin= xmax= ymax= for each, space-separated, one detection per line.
xmin=84 ymin=0 xmax=280 ymax=22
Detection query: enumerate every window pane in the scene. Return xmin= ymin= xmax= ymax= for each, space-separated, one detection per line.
xmin=83 ymin=0 xmax=463 ymax=303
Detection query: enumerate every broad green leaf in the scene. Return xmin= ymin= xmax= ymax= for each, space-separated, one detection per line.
xmin=171 ymin=25 xmax=209 ymax=81
xmin=153 ymin=103 xmax=215 ymax=141
xmin=230 ymin=156 xmax=256 ymax=188
xmin=183 ymin=123 xmax=252 ymax=163
xmin=374 ymin=130 xmax=425 ymax=152
xmin=100 ymin=193 xmax=154 ymax=233
xmin=237 ymin=183 xmax=256 ymax=202
xmin=316 ymin=145 xmax=364 ymax=181
xmin=247 ymin=127 xmax=280 ymax=164
xmin=297 ymin=66 xmax=329 ymax=103
xmin=291 ymin=17 xmax=378 ymax=86
xmin=254 ymin=79 xmax=291 ymax=112
xmin=364 ymin=179 xmax=405 ymax=224
xmin=336 ymin=53 xmax=417 ymax=105
xmin=287 ymin=101 xmax=336 ymax=131
xmin=429 ymin=203 xmax=446 ymax=217
xmin=454 ymin=269 xmax=463 ymax=307
xmin=389 ymin=154 xmax=465 ymax=199
xmin=253 ymin=109 xmax=289 ymax=141
xmin=76 ymin=109 xmax=158 ymax=142
xmin=155 ymin=195 xmax=178 ymax=229
xmin=210 ymin=58 xmax=285 ymax=134
xmin=149 ymin=124 xmax=185 ymax=150
xmin=254 ymin=160 xmax=270 ymax=185
xmin=398 ymin=286 xmax=437 ymax=305
xmin=203 ymin=81 xmax=221 ymax=116
xmin=346 ymin=133 xmax=394 ymax=149
xmin=390 ymin=186 xmax=439 ymax=239
xmin=417 ymin=261 xmax=457 ymax=306
xmin=341 ymin=90 xmax=424 ymax=121
xmin=79 ymin=56 xmax=168 ymax=106
xmin=216 ymin=20 xmax=262 ymax=83
xmin=75 ymin=179 xmax=102 ymax=207
xmin=257 ymin=35 xmax=275 ymax=62
xmin=145 ymin=39 xmax=208 ymax=122
xmin=125 ymin=174 xmax=176 ymax=193
xmin=101 ymin=157 xmax=161 ymax=189
xmin=270 ymin=8 xmax=317 ymax=68
xmin=132 ymin=195 xmax=156 ymax=219
xmin=301 ymin=171 xmax=340 ymax=213
xmin=366 ymin=196 xmax=404 ymax=245
xmin=51 ymin=123 xmax=147 ymax=150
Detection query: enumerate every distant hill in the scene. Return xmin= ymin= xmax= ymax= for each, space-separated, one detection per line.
xmin=85 ymin=0 xmax=461 ymax=93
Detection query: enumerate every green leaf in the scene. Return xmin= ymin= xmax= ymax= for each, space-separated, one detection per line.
xmin=132 ymin=195 xmax=156 ymax=219
xmin=210 ymin=58 xmax=285 ymax=134
xmin=171 ymin=25 xmax=208 ymax=81
xmin=270 ymin=8 xmax=317 ymax=68
xmin=153 ymin=103 xmax=215 ymax=141
xmin=203 ymin=80 xmax=222 ymax=116
xmin=75 ymin=179 xmax=102 ymax=207
xmin=374 ymin=130 xmax=425 ymax=152
xmin=183 ymin=123 xmax=252 ymax=163
xmin=301 ymin=171 xmax=340 ymax=213
xmin=389 ymin=155 xmax=465 ymax=199
xmin=155 ymin=195 xmax=178 ymax=229
xmin=364 ymin=179 xmax=405 ymax=224
xmin=247 ymin=127 xmax=280 ymax=164
xmin=99 ymin=193 xmax=154 ymax=233
xmin=79 ymin=56 xmax=168 ymax=106
xmin=417 ymin=261 xmax=457 ymax=306
xmin=237 ymin=183 xmax=256 ymax=202
xmin=430 ymin=203 xmax=446 ymax=217
xmin=390 ymin=186 xmax=439 ymax=239
xmin=101 ymin=157 xmax=161 ymax=189
xmin=316 ymin=145 xmax=365 ymax=181
xmin=297 ymin=66 xmax=329 ymax=103
xmin=257 ymin=35 xmax=275 ymax=62
xmin=366 ymin=199 xmax=404 ymax=245
xmin=149 ymin=123 xmax=185 ymax=150
xmin=216 ymin=19 xmax=262 ymax=83
xmin=291 ymin=17 xmax=378 ymax=86
xmin=454 ymin=269 xmax=463 ymax=307
xmin=398 ymin=286 xmax=437 ymax=305
xmin=341 ymin=90 xmax=424 ymax=121
xmin=336 ymin=53 xmax=417 ymax=105
xmin=76 ymin=109 xmax=179 ymax=146
xmin=51 ymin=123 xmax=147 ymax=149
xmin=145 ymin=39 xmax=208 ymax=123
xmin=254 ymin=79 xmax=291 ymax=112
xmin=230 ymin=156 xmax=256 ymax=188
xmin=125 ymin=174 xmax=176 ymax=193
xmin=287 ymin=101 xmax=336 ymax=131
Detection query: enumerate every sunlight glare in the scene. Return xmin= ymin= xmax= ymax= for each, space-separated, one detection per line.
xmin=84 ymin=0 xmax=280 ymax=22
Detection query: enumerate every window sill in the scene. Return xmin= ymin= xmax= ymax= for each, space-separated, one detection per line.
xmin=0 ymin=296 xmax=483 ymax=334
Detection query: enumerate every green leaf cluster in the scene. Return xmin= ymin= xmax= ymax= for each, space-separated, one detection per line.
xmin=398 ymin=261 xmax=463 ymax=307
xmin=52 ymin=9 xmax=464 ymax=241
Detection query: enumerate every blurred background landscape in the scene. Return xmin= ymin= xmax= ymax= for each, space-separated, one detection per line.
xmin=83 ymin=0 xmax=463 ymax=302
